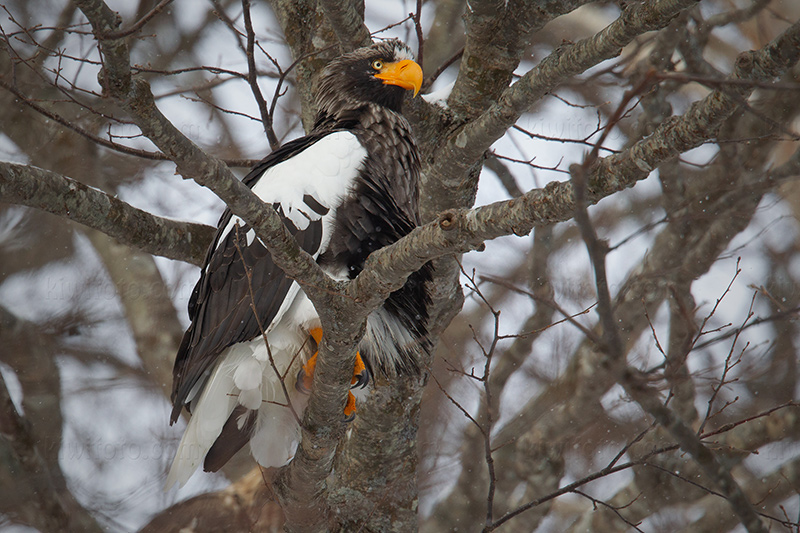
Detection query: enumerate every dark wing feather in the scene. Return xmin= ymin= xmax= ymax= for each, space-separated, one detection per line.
xmin=203 ymin=406 xmax=256 ymax=473
xmin=170 ymin=132 xmax=334 ymax=423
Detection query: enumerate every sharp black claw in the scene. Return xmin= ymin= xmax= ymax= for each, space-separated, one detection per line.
xmin=351 ymin=366 xmax=371 ymax=389
xmin=295 ymin=368 xmax=310 ymax=394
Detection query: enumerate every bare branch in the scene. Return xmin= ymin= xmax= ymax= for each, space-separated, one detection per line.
xmin=427 ymin=0 xmax=702 ymax=212
xmin=141 ymin=469 xmax=283 ymax=532
xmin=447 ymin=0 xmax=594 ymax=118
xmin=102 ymin=0 xmax=173 ymax=39
xmin=0 ymin=309 xmax=104 ymax=533
xmin=86 ymin=230 xmax=184 ymax=397
xmin=6 ymin=3 xmax=800 ymax=531
xmin=0 ymin=161 xmax=214 ymax=266
xmin=572 ymin=139 xmax=768 ymax=532
xmin=73 ymin=0 xmax=337 ymax=298
xmin=241 ymin=0 xmax=280 ymax=149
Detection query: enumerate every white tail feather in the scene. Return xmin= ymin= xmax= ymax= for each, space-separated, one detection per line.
xmin=166 ymin=325 xmax=313 ymax=490
xmin=165 ymin=350 xmax=250 ymax=489
xmin=250 ymin=394 xmax=308 ymax=468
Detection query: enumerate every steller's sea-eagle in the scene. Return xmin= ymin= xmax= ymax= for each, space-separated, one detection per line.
xmin=166 ymin=40 xmax=431 ymax=488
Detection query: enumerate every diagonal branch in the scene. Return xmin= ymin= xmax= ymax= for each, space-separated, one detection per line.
xmin=241 ymin=0 xmax=280 ymax=149
xmin=571 ymin=136 xmax=767 ymax=533
xmin=73 ymin=0 xmax=335 ymax=296
xmin=74 ymin=4 xmax=353 ymax=527
xmin=623 ymin=369 xmax=768 ymax=533
xmin=447 ymin=0 xmax=593 ymax=118
xmin=66 ymin=3 xmax=800 ymax=530
xmin=0 ymin=161 xmax=214 ymax=266
xmin=103 ymin=0 xmax=173 ymax=39
xmin=0 ymin=308 xmax=104 ymax=533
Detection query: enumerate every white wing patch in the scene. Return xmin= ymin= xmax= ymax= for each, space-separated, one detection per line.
xmin=243 ymin=131 xmax=367 ymax=335
xmin=253 ymin=131 xmax=367 ymax=232
xmin=215 ymin=131 xmax=367 ymax=249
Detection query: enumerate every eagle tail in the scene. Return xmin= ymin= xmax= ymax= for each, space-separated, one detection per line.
xmin=248 ymin=396 xmax=308 ymax=468
xmin=166 ymin=341 xmax=310 ymax=488
xmin=164 ymin=350 xmax=250 ymax=489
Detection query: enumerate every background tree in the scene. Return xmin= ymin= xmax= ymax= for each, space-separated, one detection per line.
xmin=2 ymin=0 xmax=800 ymax=532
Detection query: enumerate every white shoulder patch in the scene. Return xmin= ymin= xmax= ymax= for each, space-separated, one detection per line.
xmin=252 ymin=131 xmax=367 ymax=227
xmin=215 ymin=131 xmax=366 ymax=250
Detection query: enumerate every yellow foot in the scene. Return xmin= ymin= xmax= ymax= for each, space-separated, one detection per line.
xmin=351 ymin=351 xmax=370 ymax=389
xmin=297 ymin=352 xmax=317 ymax=392
xmin=309 ymin=326 xmax=323 ymax=345
xmin=295 ymin=327 xmax=323 ymax=392
xmin=294 ymin=327 xmax=369 ymax=421
xmin=344 ymin=391 xmax=357 ymax=422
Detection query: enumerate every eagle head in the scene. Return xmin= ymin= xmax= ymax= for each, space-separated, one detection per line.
xmin=315 ymin=40 xmax=423 ymax=117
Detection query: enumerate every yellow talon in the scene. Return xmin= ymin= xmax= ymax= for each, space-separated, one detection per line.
xmin=299 ymin=327 xmax=368 ymax=420
xmin=300 ymin=352 xmax=317 ymax=391
xmin=309 ymin=326 xmax=323 ymax=344
xmin=352 ymin=352 xmax=366 ymax=385
xmin=344 ymin=391 xmax=357 ymax=420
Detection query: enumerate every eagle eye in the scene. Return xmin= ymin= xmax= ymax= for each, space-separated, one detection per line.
xmin=371 ymin=59 xmax=384 ymax=71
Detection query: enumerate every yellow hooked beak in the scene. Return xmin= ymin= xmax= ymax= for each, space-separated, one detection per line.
xmin=374 ymin=59 xmax=423 ymax=97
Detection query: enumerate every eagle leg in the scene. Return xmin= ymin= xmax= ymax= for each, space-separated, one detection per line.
xmin=295 ymin=327 xmax=368 ymax=419
xmin=351 ymin=349 xmax=369 ymax=389
xmin=297 ymin=352 xmax=317 ymax=393
xmin=343 ymin=391 xmax=357 ymax=422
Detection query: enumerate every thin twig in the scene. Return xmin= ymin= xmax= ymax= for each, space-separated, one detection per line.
xmin=232 ymin=223 xmax=301 ymax=424
xmin=103 ymin=0 xmax=173 ymax=39
xmin=241 ymin=0 xmax=279 ymax=149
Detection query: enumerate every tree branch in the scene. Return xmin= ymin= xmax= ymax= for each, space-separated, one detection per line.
xmin=74 ymin=3 xmax=359 ymax=528
xmin=390 ymin=16 xmax=800 ymax=285
xmin=318 ymin=0 xmax=371 ymax=52
xmin=86 ymin=230 xmax=184 ymax=397
xmin=571 ymin=129 xmax=767 ymax=533
xmin=427 ymin=0 xmax=701 ymax=212
xmin=447 ymin=0 xmax=592 ymax=118
xmin=75 ymin=0 xmax=334 ymax=293
xmin=0 ymin=161 xmax=214 ymax=266
xmin=623 ymin=370 xmax=768 ymax=532
xmin=141 ymin=469 xmax=283 ymax=532
xmin=240 ymin=0 xmax=280 ymax=149
xmin=64 ymin=3 xmax=800 ymax=531
xmin=0 ymin=308 xmax=104 ymax=533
